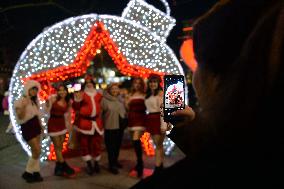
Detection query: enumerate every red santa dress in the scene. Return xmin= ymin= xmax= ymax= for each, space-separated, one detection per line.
xmin=47 ymin=100 xmax=69 ymax=136
xmin=145 ymin=95 xmax=167 ymax=135
xmin=127 ymin=96 xmax=146 ymax=131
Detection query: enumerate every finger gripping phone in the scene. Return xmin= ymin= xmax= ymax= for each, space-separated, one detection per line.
xmin=163 ymin=75 xmax=185 ymax=123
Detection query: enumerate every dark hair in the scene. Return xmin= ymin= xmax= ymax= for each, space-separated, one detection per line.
xmin=29 ymin=87 xmax=39 ymax=106
xmin=131 ymin=1 xmax=284 ymax=188
xmin=106 ymin=83 xmax=120 ymax=95
xmin=82 ymin=77 xmax=96 ymax=90
xmin=193 ymin=0 xmax=276 ymax=75
xmin=30 ymin=96 xmax=38 ymax=106
xmin=180 ymin=0 xmax=284 ymax=166
xmin=145 ymin=75 xmax=162 ymax=99
xmin=130 ymin=77 xmax=145 ymax=95
xmin=56 ymin=84 xmax=71 ymax=103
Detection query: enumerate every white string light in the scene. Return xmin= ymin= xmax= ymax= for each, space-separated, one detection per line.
xmin=122 ymin=0 xmax=175 ymax=42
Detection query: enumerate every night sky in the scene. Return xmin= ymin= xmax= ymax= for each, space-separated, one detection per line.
xmin=0 ymin=0 xmax=217 ymax=71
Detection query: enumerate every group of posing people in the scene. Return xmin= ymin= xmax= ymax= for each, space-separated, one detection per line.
xmin=14 ymin=74 xmax=167 ymax=183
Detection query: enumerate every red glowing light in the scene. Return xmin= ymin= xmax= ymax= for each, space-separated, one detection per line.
xmin=180 ymin=38 xmax=197 ymax=72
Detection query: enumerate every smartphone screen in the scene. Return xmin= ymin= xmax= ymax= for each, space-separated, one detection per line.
xmin=163 ymin=75 xmax=185 ymax=122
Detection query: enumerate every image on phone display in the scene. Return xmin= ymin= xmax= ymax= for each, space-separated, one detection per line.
xmin=163 ymin=75 xmax=185 ymax=123
xmin=165 ymin=81 xmax=184 ymax=109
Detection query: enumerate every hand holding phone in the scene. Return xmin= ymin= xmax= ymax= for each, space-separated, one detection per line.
xmin=163 ymin=75 xmax=186 ymax=124
xmin=171 ymin=106 xmax=196 ymax=127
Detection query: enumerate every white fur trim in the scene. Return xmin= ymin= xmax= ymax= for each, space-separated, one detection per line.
xmin=129 ymin=96 xmax=145 ymax=100
xmin=24 ymin=80 xmax=41 ymax=96
xmin=128 ymin=126 xmax=146 ymax=131
xmin=82 ymin=155 xmax=92 ymax=161
xmin=86 ymin=92 xmax=96 ymax=117
xmin=74 ymin=123 xmax=95 ymax=135
xmin=25 ymin=158 xmax=34 ymax=173
xmin=15 ymin=99 xmax=40 ymax=124
xmin=48 ymin=129 xmax=67 ymax=137
xmin=74 ymin=121 xmax=103 ymax=135
xmin=84 ymin=88 xmax=97 ymax=96
xmin=34 ymin=158 xmax=40 ymax=172
xmin=93 ymin=121 xmax=104 ymax=135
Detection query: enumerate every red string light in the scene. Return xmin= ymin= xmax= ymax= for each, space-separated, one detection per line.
xmin=47 ymin=133 xmax=70 ymax=161
xmin=141 ymin=132 xmax=155 ymax=156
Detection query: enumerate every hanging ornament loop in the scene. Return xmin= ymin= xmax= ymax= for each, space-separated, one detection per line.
xmin=142 ymin=0 xmax=171 ymax=16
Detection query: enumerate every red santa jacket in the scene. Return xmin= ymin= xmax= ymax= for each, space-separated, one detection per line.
xmin=73 ymin=90 xmax=103 ymax=135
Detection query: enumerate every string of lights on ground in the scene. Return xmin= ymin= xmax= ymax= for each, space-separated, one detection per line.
xmin=9 ymin=0 xmax=184 ymax=161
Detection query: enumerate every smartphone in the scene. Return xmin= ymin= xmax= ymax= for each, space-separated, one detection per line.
xmin=163 ymin=75 xmax=185 ymax=123
xmin=73 ymin=83 xmax=82 ymax=92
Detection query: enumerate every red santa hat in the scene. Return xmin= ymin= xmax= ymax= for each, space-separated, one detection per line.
xmin=85 ymin=75 xmax=93 ymax=81
xmin=84 ymin=75 xmax=96 ymax=86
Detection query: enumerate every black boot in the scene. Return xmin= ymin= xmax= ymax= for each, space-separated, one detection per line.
xmin=54 ymin=162 xmax=64 ymax=176
xmin=115 ymin=161 xmax=123 ymax=169
xmin=135 ymin=161 xmax=144 ymax=178
xmin=22 ymin=172 xmax=35 ymax=183
xmin=133 ymin=140 xmax=144 ymax=177
xmin=33 ymin=172 xmax=43 ymax=182
xmin=152 ymin=164 xmax=164 ymax=175
xmin=94 ymin=161 xmax=100 ymax=173
xmin=108 ymin=166 xmax=119 ymax=175
xmin=86 ymin=160 xmax=94 ymax=175
xmin=62 ymin=162 xmax=75 ymax=176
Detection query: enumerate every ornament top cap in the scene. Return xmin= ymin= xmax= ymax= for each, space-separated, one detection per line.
xmin=122 ymin=0 xmax=176 ymax=41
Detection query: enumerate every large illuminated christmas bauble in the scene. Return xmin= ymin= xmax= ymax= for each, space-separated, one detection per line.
xmin=9 ymin=0 xmax=183 ymax=160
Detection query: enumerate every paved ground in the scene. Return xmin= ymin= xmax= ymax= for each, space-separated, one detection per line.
xmin=0 ymin=114 xmax=185 ymax=189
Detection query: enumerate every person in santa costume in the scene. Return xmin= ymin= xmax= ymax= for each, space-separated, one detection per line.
xmin=125 ymin=77 xmax=146 ymax=177
xmin=144 ymin=74 xmax=167 ymax=175
xmin=46 ymin=84 xmax=75 ymax=176
xmin=72 ymin=76 xmax=103 ymax=175
xmin=14 ymin=80 xmax=43 ymax=183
